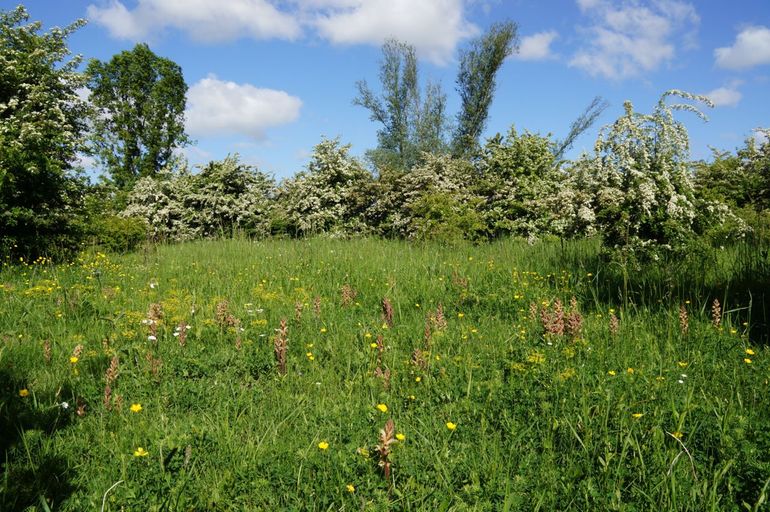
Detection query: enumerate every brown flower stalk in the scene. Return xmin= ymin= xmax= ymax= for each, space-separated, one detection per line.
xmin=566 ymin=298 xmax=583 ymax=341
xmin=176 ymin=322 xmax=188 ymax=347
xmin=43 ymin=339 xmax=52 ymax=364
xmin=382 ymin=297 xmax=394 ymax=328
xmin=274 ymin=318 xmax=288 ymax=376
xmin=377 ymin=418 xmax=396 ymax=484
xmin=341 ymin=284 xmax=357 ymax=307
xmin=679 ymin=304 xmax=689 ymax=335
xmin=711 ymin=299 xmax=721 ymax=328
xmin=433 ymin=303 xmax=447 ymax=330
xmin=313 ymin=296 xmax=321 ymax=318
xmin=609 ymin=313 xmax=619 ymax=337
xmin=294 ymin=301 xmax=303 ymax=321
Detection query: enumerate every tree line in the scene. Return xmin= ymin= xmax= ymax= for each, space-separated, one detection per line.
xmin=1 ymin=5 xmax=768 ymax=265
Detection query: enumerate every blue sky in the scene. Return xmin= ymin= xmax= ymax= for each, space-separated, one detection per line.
xmin=22 ymin=0 xmax=770 ymax=179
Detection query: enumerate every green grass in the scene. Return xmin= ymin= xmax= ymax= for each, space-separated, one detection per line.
xmin=1 ymin=238 xmax=769 ymax=511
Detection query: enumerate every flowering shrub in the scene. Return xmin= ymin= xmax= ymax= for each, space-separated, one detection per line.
xmin=476 ymin=127 xmax=561 ymax=239
xmin=367 ymin=152 xmax=485 ymax=240
xmin=274 ymin=137 xmax=372 ymax=236
xmin=122 ymin=155 xmax=274 ymax=241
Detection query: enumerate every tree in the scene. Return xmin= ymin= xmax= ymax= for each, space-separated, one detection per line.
xmin=452 ymin=21 xmax=518 ymax=159
xmin=354 ymin=40 xmax=448 ymax=172
xmin=87 ymin=43 xmax=189 ymax=189
xmin=0 ymin=5 xmax=89 ymax=260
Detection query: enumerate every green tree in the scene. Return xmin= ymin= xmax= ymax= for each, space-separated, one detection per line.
xmin=354 ymin=40 xmax=448 ymax=172
xmin=452 ymin=21 xmax=518 ymax=159
xmin=0 ymin=5 xmax=89 ymax=260
xmin=87 ymin=43 xmax=189 ymax=189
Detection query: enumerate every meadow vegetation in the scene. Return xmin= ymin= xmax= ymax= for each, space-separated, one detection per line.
xmin=1 ymin=238 xmax=769 ymax=510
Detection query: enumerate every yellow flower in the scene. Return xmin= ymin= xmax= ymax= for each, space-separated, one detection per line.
xmin=346 ymin=484 xmax=355 ymax=493
xmin=408 ymin=395 xmax=416 ymax=400
xmin=130 ymin=403 xmax=143 ymax=413
xmin=70 ymin=356 xmax=79 ymax=364
xmin=627 ymin=367 xmax=634 ymax=374
xmin=133 ymin=447 xmax=149 ymax=457
xmin=318 ymin=441 xmax=329 ymax=450
xmin=415 ymin=376 xmax=421 ymax=383
xmin=370 ymin=342 xmax=378 ymax=348
xmin=19 ymin=388 xmax=29 ymax=398
xmin=364 ymin=332 xmax=372 ymax=339
xmin=376 ymin=403 xmax=388 ymax=413
xmin=677 ymin=361 xmax=688 ymax=368
xmin=745 ymin=348 xmax=755 ymax=356
xmin=446 ymin=421 xmax=457 ymax=431
xmin=631 ymin=413 xmax=643 ymax=419
xmin=457 ymin=313 xmax=464 ymax=318
xmin=672 ymin=431 xmax=683 ymax=439
xmin=396 ymin=433 xmax=406 ymax=441
xmin=744 ymin=358 xmax=752 ymax=364
xmin=320 ymin=327 xmax=327 ymax=333
xmin=607 ymin=370 xmax=616 ymax=376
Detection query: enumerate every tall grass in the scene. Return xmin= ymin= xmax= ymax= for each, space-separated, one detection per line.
xmin=0 ymin=238 xmax=768 ymax=510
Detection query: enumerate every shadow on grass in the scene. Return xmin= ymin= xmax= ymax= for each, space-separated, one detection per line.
xmin=0 ymin=368 xmax=78 ymax=511
xmin=556 ymin=241 xmax=770 ymax=345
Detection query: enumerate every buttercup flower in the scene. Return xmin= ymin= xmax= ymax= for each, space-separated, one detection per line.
xmin=346 ymin=484 xmax=355 ymax=493
xmin=19 ymin=388 xmax=29 ymax=397
xmin=446 ymin=421 xmax=457 ymax=431
xmin=130 ymin=403 xmax=143 ymax=413
xmin=376 ymin=403 xmax=388 ymax=413
xmin=133 ymin=447 xmax=149 ymax=457
xmin=396 ymin=433 xmax=406 ymax=441
xmin=318 ymin=441 xmax=329 ymax=450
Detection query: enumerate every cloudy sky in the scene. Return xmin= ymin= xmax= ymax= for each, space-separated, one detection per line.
xmin=25 ymin=0 xmax=770 ymax=178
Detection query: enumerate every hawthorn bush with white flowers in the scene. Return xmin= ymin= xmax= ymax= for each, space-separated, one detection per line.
xmin=122 ymin=155 xmax=274 ymax=241
xmin=274 ymin=138 xmax=372 ymax=236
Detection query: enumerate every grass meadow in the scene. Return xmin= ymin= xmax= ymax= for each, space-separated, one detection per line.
xmin=1 ymin=238 xmax=769 ymax=511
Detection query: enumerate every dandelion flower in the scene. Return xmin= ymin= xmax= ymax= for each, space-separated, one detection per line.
xmin=446 ymin=421 xmax=457 ymax=431
xmin=346 ymin=484 xmax=355 ymax=493
xmin=396 ymin=433 xmax=406 ymax=441
xmin=19 ymin=388 xmax=29 ymax=398
xmin=318 ymin=441 xmax=329 ymax=450
xmin=70 ymin=356 xmax=79 ymax=364
xmin=631 ymin=413 xmax=643 ymax=419
xmin=133 ymin=447 xmax=149 ymax=457
xmin=130 ymin=403 xmax=143 ymax=413
xmin=376 ymin=403 xmax=388 ymax=413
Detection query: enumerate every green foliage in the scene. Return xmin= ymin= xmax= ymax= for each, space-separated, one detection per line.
xmin=452 ymin=21 xmax=518 ymax=158
xmin=354 ymin=40 xmax=449 ymax=171
xmin=0 ymin=5 xmax=89 ymax=261
xmin=1 ymin=238 xmax=769 ymax=510
xmin=87 ymin=43 xmax=189 ymax=190
xmin=122 ymin=155 xmax=274 ymax=241
xmin=275 ymin=137 xmax=372 ymax=236
xmin=476 ymin=127 xmax=561 ymax=239
xmin=90 ymin=215 xmax=148 ymax=253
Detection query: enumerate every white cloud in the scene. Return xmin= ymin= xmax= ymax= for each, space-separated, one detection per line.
xmin=312 ymin=0 xmax=477 ymax=64
xmin=704 ymin=85 xmax=742 ymax=107
xmin=185 ymin=75 xmax=302 ymax=139
xmin=87 ymin=0 xmax=301 ymax=42
xmin=715 ymin=26 xmax=770 ymax=70
xmin=88 ymin=0 xmax=476 ymax=64
xmin=569 ymin=0 xmax=699 ymax=80
xmin=513 ymin=31 xmax=558 ymax=61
